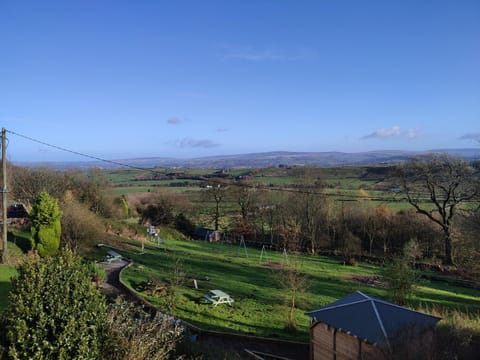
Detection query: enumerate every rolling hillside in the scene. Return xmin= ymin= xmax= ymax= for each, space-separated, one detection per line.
xmin=16 ymin=148 xmax=480 ymax=169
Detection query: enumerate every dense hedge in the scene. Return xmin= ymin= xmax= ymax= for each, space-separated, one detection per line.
xmin=1 ymin=249 xmax=107 ymax=360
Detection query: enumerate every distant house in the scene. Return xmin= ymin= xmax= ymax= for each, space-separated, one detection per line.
xmin=7 ymin=203 xmax=29 ymax=219
xmin=306 ymin=291 xmax=440 ymax=360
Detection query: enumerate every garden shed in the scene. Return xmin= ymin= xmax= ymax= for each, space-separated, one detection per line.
xmin=306 ymin=291 xmax=440 ymax=360
xmin=7 ymin=203 xmax=29 ymax=219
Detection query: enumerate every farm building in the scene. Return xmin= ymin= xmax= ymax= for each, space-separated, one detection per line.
xmin=306 ymin=291 xmax=440 ymax=360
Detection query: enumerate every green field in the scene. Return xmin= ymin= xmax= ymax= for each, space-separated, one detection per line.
xmin=104 ymin=165 xmax=392 ymax=196
xmin=119 ymin=238 xmax=480 ymax=342
xmin=101 ymin=165 xmax=414 ymax=230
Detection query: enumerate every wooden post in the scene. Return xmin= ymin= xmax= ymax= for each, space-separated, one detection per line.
xmin=1 ymin=128 xmax=7 ymax=264
xmin=333 ymin=328 xmax=337 ymax=360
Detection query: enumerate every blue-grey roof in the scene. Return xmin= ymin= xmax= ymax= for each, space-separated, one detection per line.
xmin=306 ymin=291 xmax=440 ymax=345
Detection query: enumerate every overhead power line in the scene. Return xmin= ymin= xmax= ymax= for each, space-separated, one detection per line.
xmin=6 ymin=129 xmax=153 ymax=172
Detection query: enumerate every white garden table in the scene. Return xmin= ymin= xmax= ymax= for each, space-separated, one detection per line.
xmin=203 ymin=289 xmax=234 ymax=306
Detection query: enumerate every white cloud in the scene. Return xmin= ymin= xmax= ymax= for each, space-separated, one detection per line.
xmin=362 ymin=126 xmax=417 ymax=140
xmin=404 ymin=129 xmax=417 ymax=139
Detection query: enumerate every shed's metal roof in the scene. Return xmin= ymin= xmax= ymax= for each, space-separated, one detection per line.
xmin=306 ymin=291 xmax=440 ymax=345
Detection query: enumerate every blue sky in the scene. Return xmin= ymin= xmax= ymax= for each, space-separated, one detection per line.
xmin=1 ymin=0 xmax=479 ymax=162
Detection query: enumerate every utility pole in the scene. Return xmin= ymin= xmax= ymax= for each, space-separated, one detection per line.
xmin=1 ymin=128 xmax=7 ymax=264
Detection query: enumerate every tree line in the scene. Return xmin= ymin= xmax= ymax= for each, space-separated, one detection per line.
xmin=5 ymin=155 xmax=480 ymax=274
xmin=188 ymin=156 xmax=480 ymax=273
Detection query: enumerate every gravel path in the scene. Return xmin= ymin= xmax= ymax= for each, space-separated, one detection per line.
xmin=98 ymin=259 xmax=130 ymax=298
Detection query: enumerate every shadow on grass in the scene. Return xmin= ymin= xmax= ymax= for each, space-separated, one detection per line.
xmin=0 ymin=280 xmax=12 ymax=311
xmin=8 ymin=231 xmax=30 ymax=253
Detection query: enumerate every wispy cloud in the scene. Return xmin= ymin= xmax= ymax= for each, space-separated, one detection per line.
xmin=403 ymin=129 xmax=417 ymax=139
xmin=167 ymin=117 xmax=182 ymax=125
xmin=362 ymin=126 xmax=417 ymax=140
xmin=176 ymin=138 xmax=220 ymax=148
xmin=459 ymin=133 xmax=480 ymax=143
xmin=216 ymin=128 xmax=229 ymax=133
xmin=176 ymin=91 xmax=208 ymax=99
xmin=224 ymin=49 xmax=286 ymax=61
xmin=222 ymin=46 xmax=316 ymax=62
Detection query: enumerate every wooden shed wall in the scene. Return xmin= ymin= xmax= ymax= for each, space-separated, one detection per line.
xmin=310 ymin=322 xmax=385 ymax=360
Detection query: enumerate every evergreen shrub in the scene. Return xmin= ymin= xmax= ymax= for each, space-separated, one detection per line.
xmin=1 ymin=249 xmax=107 ymax=360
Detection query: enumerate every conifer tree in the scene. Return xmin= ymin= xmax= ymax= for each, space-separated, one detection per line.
xmin=30 ymin=191 xmax=62 ymax=256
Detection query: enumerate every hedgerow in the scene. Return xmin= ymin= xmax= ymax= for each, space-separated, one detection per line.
xmin=1 ymin=249 xmax=107 ymax=360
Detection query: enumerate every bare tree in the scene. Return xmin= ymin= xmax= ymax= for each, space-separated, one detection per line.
xmin=277 ymin=255 xmax=307 ymax=332
xmin=278 ymin=212 xmax=302 ymax=251
xmin=166 ymin=257 xmax=185 ymax=313
xmin=362 ymin=205 xmax=394 ymax=257
xmin=202 ymin=180 xmax=228 ymax=231
xmin=288 ymin=167 xmax=326 ymax=254
xmin=227 ymin=181 xmax=259 ymax=238
xmin=10 ymin=166 xmax=72 ymax=204
xmin=256 ymin=189 xmax=282 ymax=248
xmin=395 ymin=155 xmax=479 ymax=265
xmin=229 ymin=181 xmax=256 ymax=221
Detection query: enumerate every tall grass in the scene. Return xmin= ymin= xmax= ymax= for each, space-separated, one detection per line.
xmin=417 ymin=305 xmax=480 ymax=359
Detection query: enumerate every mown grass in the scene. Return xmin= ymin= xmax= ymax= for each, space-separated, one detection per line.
xmin=0 ymin=239 xmax=24 ymax=312
xmin=0 ymin=264 xmax=16 ymax=311
xmin=119 ymin=238 xmax=480 ymax=342
xmin=0 ymin=234 xmax=30 ymax=312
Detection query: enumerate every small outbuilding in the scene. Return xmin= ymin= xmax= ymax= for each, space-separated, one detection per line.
xmin=7 ymin=203 xmax=29 ymax=218
xmin=6 ymin=203 xmax=29 ymax=225
xmin=306 ymin=291 xmax=440 ymax=360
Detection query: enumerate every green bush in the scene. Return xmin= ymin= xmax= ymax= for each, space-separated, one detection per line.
xmin=30 ymin=191 xmax=62 ymax=257
xmin=0 ymin=249 xmax=108 ymax=360
xmin=60 ymin=199 xmax=104 ymax=251
xmin=119 ymin=195 xmax=130 ymax=218
xmin=85 ymin=261 xmax=107 ymax=282
xmin=382 ymin=255 xmax=419 ymax=305
xmin=174 ymin=213 xmax=195 ymax=236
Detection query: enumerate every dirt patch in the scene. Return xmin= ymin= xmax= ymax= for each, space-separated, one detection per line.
xmin=348 ymin=275 xmax=385 ymax=288
xmin=263 ymin=261 xmax=283 ymax=269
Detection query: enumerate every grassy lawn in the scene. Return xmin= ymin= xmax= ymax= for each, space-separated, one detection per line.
xmin=0 ymin=233 xmax=31 ymax=312
xmin=0 ymin=265 xmax=17 ymax=311
xmin=119 ymin=238 xmax=480 ymax=342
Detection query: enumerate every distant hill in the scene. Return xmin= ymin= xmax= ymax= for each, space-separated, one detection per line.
xmin=16 ymin=149 xmax=480 ymax=169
